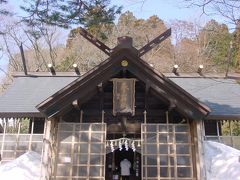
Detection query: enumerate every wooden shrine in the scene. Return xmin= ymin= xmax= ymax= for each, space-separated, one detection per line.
xmin=0 ymin=27 xmax=240 ymax=180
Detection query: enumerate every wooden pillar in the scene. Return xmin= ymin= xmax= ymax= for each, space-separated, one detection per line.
xmin=41 ymin=118 xmax=58 ymax=180
xmin=41 ymin=119 xmax=51 ymax=180
xmin=143 ymin=110 xmax=147 ymax=124
xmin=80 ymin=110 xmax=83 ymax=123
xmin=29 ymin=118 xmax=34 ymax=150
xmin=0 ymin=120 xmax=6 ymax=162
xmin=191 ymin=120 xmax=206 ymax=180
xmin=15 ymin=118 xmax=21 ymax=159
xmin=102 ymin=110 xmax=105 ymax=123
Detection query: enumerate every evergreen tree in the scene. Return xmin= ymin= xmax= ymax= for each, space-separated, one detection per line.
xmin=233 ymin=21 xmax=240 ymax=71
xmin=200 ymin=20 xmax=233 ymax=70
xmin=20 ymin=0 xmax=122 ymax=29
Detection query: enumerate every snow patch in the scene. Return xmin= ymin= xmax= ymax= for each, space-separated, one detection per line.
xmin=0 ymin=141 xmax=240 ymax=180
xmin=204 ymin=141 xmax=240 ymax=180
xmin=0 ymin=151 xmax=41 ymax=180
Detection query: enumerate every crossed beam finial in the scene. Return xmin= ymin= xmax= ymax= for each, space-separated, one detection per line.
xmin=79 ymin=27 xmax=112 ymax=56
xmin=138 ymin=28 xmax=171 ymax=57
xmin=79 ymin=27 xmax=171 ymax=57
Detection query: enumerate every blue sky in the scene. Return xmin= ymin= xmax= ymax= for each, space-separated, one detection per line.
xmin=8 ymin=0 xmax=206 ymax=21
xmin=114 ymin=0 xmax=204 ymax=22
xmin=0 ymin=0 xmax=218 ymax=80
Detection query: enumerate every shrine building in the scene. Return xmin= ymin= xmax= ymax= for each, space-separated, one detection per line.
xmin=0 ymin=28 xmax=240 ymax=180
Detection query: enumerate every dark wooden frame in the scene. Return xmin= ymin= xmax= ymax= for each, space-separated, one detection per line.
xmin=37 ymin=47 xmax=210 ymax=119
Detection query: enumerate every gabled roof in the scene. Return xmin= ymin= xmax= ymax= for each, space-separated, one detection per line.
xmin=1 ymin=73 xmax=240 ymax=119
xmin=1 ymin=31 xmax=240 ymax=120
xmin=171 ymin=78 xmax=240 ymax=120
xmin=0 ymin=76 xmax=77 ymax=117
xmin=36 ymin=47 xmax=210 ymax=120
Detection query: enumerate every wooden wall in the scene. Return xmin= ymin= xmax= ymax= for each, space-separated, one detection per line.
xmin=61 ymin=72 xmax=186 ymax=140
xmin=62 ymin=81 xmax=184 ymax=122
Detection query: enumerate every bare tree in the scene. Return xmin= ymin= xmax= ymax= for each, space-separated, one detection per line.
xmin=170 ymin=19 xmax=232 ymax=72
xmin=23 ymin=24 xmax=64 ymax=71
xmin=0 ymin=0 xmax=11 ymax=16
xmin=0 ymin=18 xmax=65 ymax=72
xmin=183 ymin=0 xmax=240 ymax=26
xmin=108 ymin=12 xmax=173 ymax=72
xmin=65 ymin=12 xmax=174 ymax=73
xmin=0 ymin=16 xmax=67 ymax=94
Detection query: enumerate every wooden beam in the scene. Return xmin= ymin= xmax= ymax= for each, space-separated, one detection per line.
xmin=38 ymin=48 xmax=209 ymax=119
xmin=79 ymin=27 xmax=111 ymax=56
xmin=0 ymin=112 xmax=45 ymax=118
xmin=124 ymin=55 xmax=209 ymax=119
xmin=144 ymin=82 xmax=150 ymax=110
xmin=37 ymin=53 xmax=124 ymax=115
xmin=19 ymin=43 xmax=28 ymax=75
xmin=98 ymin=83 xmax=104 ymax=111
xmin=138 ymin=28 xmax=171 ymax=57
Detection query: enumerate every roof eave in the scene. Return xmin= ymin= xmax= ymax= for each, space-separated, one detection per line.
xmin=37 ymin=49 xmax=211 ymax=119
xmin=0 ymin=112 xmax=45 ymax=118
xmin=206 ymin=114 xmax=240 ymax=120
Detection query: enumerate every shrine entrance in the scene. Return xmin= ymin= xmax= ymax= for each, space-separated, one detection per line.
xmin=104 ymin=121 xmax=195 ymax=180
xmin=105 ymin=144 xmax=141 ymax=180
xmin=37 ymin=27 xmax=210 ymax=180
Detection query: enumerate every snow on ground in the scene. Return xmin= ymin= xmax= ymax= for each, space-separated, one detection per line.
xmin=0 ymin=151 xmax=41 ymax=180
xmin=204 ymin=141 xmax=240 ymax=180
xmin=0 ymin=142 xmax=239 ymax=180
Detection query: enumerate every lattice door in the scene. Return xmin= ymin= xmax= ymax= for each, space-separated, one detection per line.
xmin=141 ymin=124 xmax=195 ymax=180
xmin=55 ymin=123 xmax=106 ymax=180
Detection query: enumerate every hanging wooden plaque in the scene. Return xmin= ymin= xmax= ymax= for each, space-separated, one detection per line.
xmin=112 ymin=78 xmax=136 ymax=116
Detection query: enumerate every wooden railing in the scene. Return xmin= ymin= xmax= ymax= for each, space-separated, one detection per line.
xmin=0 ymin=134 xmax=44 ymax=164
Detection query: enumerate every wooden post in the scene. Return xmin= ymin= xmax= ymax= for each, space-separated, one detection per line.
xmin=192 ymin=120 xmax=206 ymax=180
xmin=52 ymin=119 xmax=59 ymax=179
xmin=188 ymin=119 xmax=194 ymax=179
xmin=173 ymin=122 xmax=177 ymax=179
xmin=156 ymin=125 xmax=160 ymax=180
xmin=202 ymin=120 xmax=206 ymax=138
xmin=166 ymin=111 xmax=169 ymax=124
xmin=143 ymin=110 xmax=147 ymax=124
xmin=87 ymin=124 xmax=92 ymax=178
xmin=40 ymin=119 xmax=47 ymax=179
xmin=102 ymin=110 xmax=105 ymax=123
xmin=70 ymin=124 xmax=75 ymax=179
xmin=229 ymin=120 xmax=233 ymax=147
xmin=80 ymin=110 xmax=83 ymax=123
xmin=29 ymin=118 xmax=34 ymax=150
xmin=15 ymin=118 xmax=21 ymax=159
xmin=166 ymin=111 xmax=171 ymax=177
xmin=216 ymin=121 xmax=220 ymax=142
xmin=41 ymin=118 xmax=52 ymax=180
xmin=1 ymin=120 xmax=6 ymax=161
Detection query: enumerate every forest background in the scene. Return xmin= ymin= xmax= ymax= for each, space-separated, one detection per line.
xmin=0 ymin=0 xmax=240 ymax=93
xmin=0 ymin=0 xmax=240 ymax=135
